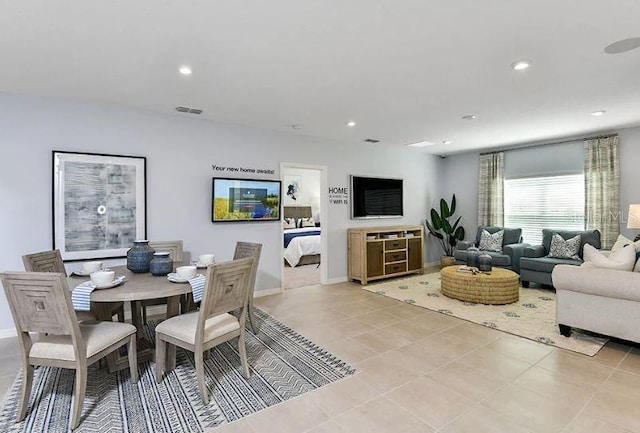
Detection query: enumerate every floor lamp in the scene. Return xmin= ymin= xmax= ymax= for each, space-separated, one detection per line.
xmin=627 ymin=204 xmax=640 ymax=242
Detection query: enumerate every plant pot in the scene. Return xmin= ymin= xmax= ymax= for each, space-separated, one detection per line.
xmin=440 ymin=256 xmax=456 ymax=268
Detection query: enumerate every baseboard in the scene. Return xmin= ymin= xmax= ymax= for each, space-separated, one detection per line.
xmin=0 ymin=328 xmax=16 ymax=339
xmin=325 ymin=276 xmax=349 ymax=285
xmin=254 ymin=287 xmax=284 ymax=298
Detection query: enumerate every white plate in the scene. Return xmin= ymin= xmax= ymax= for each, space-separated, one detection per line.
xmin=88 ymin=275 xmax=126 ymax=289
xmin=196 ymin=262 xmax=215 ymax=269
xmin=167 ymin=273 xmax=201 ymax=283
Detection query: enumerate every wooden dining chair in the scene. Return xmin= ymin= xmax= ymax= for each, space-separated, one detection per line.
xmin=22 ymin=249 xmax=124 ymax=322
xmin=155 ymin=257 xmax=254 ymax=404
xmin=233 ymin=242 xmax=262 ymax=333
xmin=0 ymin=271 xmax=138 ymax=430
xmin=139 ymin=240 xmax=184 ymax=322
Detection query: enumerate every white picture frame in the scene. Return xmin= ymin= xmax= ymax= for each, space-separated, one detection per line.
xmin=52 ymin=151 xmax=147 ymax=261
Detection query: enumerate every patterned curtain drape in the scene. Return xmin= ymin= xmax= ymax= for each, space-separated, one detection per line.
xmin=584 ymin=135 xmax=620 ymax=249
xmin=477 ymin=152 xmax=504 ymax=226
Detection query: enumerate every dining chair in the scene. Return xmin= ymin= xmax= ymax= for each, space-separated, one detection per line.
xmin=140 ymin=240 xmax=184 ymax=322
xmin=22 ymin=249 xmax=124 ymax=323
xmin=233 ymin=242 xmax=262 ymax=333
xmin=0 ymin=271 xmax=138 ymax=430
xmin=155 ymin=257 xmax=254 ymax=404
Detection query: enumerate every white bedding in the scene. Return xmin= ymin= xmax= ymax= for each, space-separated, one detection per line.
xmin=284 ymin=228 xmax=321 ymax=267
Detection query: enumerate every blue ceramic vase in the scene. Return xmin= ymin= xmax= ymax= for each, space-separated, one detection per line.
xmin=466 ymin=247 xmax=480 ymax=268
xmin=150 ymin=252 xmax=173 ymax=276
xmin=478 ymin=253 xmax=493 ymax=272
xmin=127 ymin=240 xmax=155 ymax=273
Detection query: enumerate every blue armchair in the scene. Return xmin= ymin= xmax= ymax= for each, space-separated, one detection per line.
xmin=455 ymin=226 xmax=529 ymax=274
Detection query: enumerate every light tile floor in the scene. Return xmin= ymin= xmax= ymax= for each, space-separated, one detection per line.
xmin=1 ymin=278 xmax=639 ymax=432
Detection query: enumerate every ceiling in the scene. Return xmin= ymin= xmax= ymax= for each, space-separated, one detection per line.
xmin=2 ymin=0 xmax=639 ymax=155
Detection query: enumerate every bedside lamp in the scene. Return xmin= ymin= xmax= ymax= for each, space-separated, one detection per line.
xmin=627 ymin=204 xmax=640 ymax=242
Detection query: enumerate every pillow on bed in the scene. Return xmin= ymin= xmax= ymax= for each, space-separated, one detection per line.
xmin=283 ymin=218 xmax=296 ymax=229
xmin=300 ymin=217 xmax=315 ymax=228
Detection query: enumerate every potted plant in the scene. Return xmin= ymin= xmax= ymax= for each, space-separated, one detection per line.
xmin=425 ymin=194 xmax=465 ymax=267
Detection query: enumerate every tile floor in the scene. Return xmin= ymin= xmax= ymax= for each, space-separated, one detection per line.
xmin=1 ymin=277 xmax=639 ymax=432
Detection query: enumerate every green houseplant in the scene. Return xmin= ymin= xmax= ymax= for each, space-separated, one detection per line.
xmin=425 ymin=194 xmax=465 ymax=267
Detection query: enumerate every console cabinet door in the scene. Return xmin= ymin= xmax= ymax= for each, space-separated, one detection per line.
xmin=366 ymin=242 xmax=384 ymax=277
xmin=407 ymin=238 xmax=423 ymax=271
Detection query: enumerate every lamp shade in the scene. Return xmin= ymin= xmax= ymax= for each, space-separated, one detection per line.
xmin=627 ymin=205 xmax=640 ymax=229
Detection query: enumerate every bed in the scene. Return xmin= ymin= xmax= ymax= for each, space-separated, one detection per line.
xmin=283 ymin=206 xmax=321 ymax=267
xmin=284 ymin=227 xmax=321 ymax=267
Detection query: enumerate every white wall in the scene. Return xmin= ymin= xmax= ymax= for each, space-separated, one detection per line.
xmin=439 ymin=126 xmax=640 ymax=242
xmin=0 ymin=92 xmax=439 ymax=332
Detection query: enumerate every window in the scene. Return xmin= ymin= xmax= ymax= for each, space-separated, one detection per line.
xmin=504 ymin=174 xmax=585 ymax=245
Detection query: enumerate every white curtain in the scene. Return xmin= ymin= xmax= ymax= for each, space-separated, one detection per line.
xmin=477 ymin=152 xmax=504 ymax=226
xmin=584 ymin=135 xmax=620 ymax=249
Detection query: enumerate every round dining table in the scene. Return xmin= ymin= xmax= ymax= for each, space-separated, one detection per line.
xmin=69 ymin=264 xmax=197 ymax=372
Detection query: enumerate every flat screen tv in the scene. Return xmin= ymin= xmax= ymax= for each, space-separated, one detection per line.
xmin=351 ymin=175 xmax=403 ymax=219
xmin=212 ymin=177 xmax=281 ymax=222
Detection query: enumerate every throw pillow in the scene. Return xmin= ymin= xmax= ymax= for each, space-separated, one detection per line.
xmin=283 ymin=218 xmax=296 ymax=229
xmin=300 ymin=217 xmax=315 ymax=228
xmin=583 ymin=243 xmax=636 ymax=271
xmin=479 ymin=229 xmax=504 ymax=252
xmin=547 ymin=234 xmax=581 ymax=260
xmin=610 ymin=234 xmax=640 ymax=254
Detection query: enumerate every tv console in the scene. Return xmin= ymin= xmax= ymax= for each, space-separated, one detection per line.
xmin=348 ymin=225 xmax=424 ymax=285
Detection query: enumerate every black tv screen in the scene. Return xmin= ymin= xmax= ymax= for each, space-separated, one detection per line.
xmin=351 ymin=175 xmax=403 ymax=219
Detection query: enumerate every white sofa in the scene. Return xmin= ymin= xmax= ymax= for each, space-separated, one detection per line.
xmin=552 ymin=264 xmax=640 ymax=344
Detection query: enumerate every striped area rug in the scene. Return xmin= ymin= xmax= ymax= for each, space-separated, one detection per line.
xmin=0 ymin=309 xmax=355 ymax=432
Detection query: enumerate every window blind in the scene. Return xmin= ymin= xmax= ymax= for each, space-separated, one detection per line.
xmin=504 ymin=174 xmax=585 ymax=245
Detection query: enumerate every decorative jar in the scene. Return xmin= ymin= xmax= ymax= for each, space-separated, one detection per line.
xmin=126 ymin=240 xmax=155 ymax=273
xmin=478 ymin=253 xmax=493 ymax=272
xmin=150 ymin=251 xmax=173 ymax=276
xmin=466 ymin=247 xmax=480 ymax=268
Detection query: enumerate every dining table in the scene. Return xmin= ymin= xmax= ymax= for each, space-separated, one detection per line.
xmin=69 ymin=264 xmax=198 ymax=373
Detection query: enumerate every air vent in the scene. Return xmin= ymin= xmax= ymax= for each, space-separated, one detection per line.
xmin=364 ymin=138 xmax=380 ymax=143
xmin=175 ymin=106 xmax=203 ymax=115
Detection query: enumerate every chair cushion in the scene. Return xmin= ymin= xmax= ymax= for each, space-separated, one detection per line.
xmin=30 ymin=321 xmax=136 ymax=362
xmin=455 ymin=250 xmax=511 ymax=267
xmin=155 ymin=312 xmax=240 ymax=345
xmin=520 ymin=256 xmax=582 ymax=273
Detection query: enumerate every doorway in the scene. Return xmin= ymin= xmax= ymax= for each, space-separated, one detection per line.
xmin=281 ymin=163 xmax=327 ymax=290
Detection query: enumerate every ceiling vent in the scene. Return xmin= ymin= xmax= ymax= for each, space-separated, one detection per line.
xmin=175 ymin=106 xmax=203 ymax=115
xmin=364 ymin=138 xmax=380 ymax=143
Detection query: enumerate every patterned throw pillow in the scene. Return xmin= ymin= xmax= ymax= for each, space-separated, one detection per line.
xmin=283 ymin=218 xmax=296 ymax=229
xmin=300 ymin=217 xmax=315 ymax=227
xmin=548 ymin=233 xmax=581 ymax=259
xmin=479 ymin=229 xmax=504 ymax=252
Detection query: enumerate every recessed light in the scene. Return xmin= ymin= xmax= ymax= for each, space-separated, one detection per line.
xmin=462 ymin=115 xmax=476 ymax=120
xmin=407 ymin=141 xmax=435 ymax=147
xmin=511 ymin=60 xmax=531 ymax=71
xmin=605 ymin=37 xmax=640 ymax=54
xmin=442 ymin=140 xmax=452 ymax=145
xmin=179 ymin=65 xmax=192 ymax=75
xmin=591 ymin=110 xmax=606 ymax=116
xmin=347 ymin=121 xmax=356 ymax=127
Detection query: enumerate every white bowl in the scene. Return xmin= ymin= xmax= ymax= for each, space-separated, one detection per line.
xmin=176 ymin=265 xmax=197 ymax=279
xmin=198 ymin=254 xmax=215 ymax=265
xmin=90 ymin=270 xmax=115 ymax=287
xmin=82 ymin=261 xmax=102 ymax=274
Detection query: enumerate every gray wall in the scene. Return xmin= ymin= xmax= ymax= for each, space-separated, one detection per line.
xmin=0 ymin=93 xmax=440 ymax=332
xmin=439 ymin=126 xmax=640 ymax=243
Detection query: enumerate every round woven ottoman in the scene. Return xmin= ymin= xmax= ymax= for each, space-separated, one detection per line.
xmin=440 ymin=266 xmax=519 ymax=304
